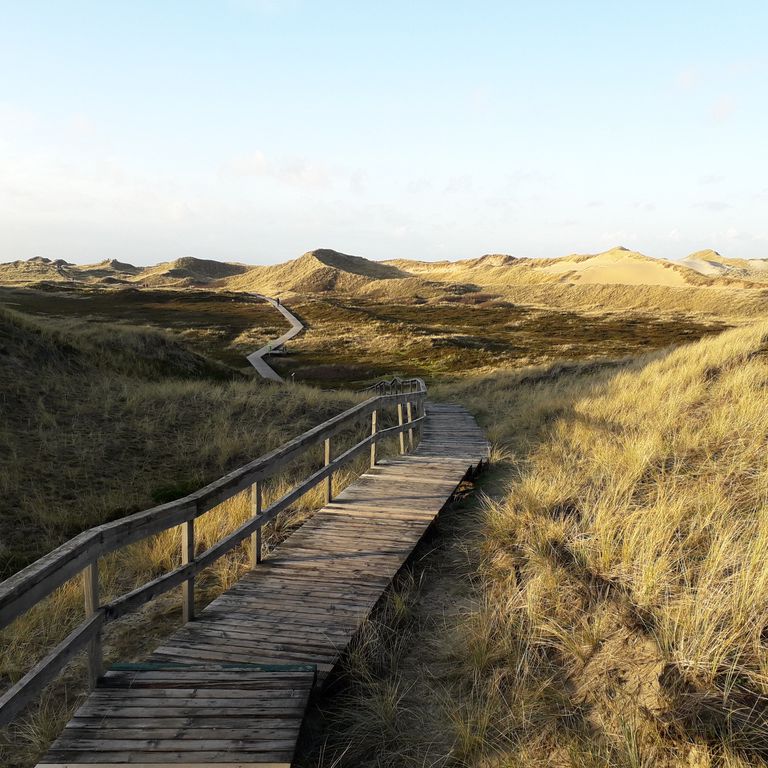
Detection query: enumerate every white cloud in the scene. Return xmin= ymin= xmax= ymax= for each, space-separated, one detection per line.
xmin=405 ymin=177 xmax=433 ymax=195
xmin=600 ymin=230 xmax=637 ymax=243
xmin=676 ymin=67 xmax=698 ymax=90
xmin=695 ymin=200 xmax=731 ymax=212
xmin=223 ymin=151 xmax=332 ymax=188
xmin=349 ymin=170 xmax=367 ymax=195
xmin=444 ymin=175 xmax=473 ymax=194
xmin=698 ymin=174 xmax=724 ymax=185
xmin=711 ymin=96 xmax=735 ymax=121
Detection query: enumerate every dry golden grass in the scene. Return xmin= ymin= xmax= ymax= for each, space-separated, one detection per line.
xmin=0 ymin=306 xmax=363 ymax=575
xmin=0 ymin=306 xmax=390 ymax=767
xmin=306 ymin=324 xmax=768 ymax=767
xmin=445 ymin=323 xmax=768 ymax=686
xmin=441 ymin=324 xmax=768 ymax=765
xmin=7 ymin=273 xmax=768 ymax=766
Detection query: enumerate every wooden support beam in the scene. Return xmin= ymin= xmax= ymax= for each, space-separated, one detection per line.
xmin=82 ymin=562 xmax=102 ymax=689
xmin=370 ymin=410 xmax=378 ymax=467
xmin=398 ymin=403 xmax=405 ymax=454
xmin=324 ymin=438 xmax=332 ymax=504
xmin=181 ymin=520 xmax=195 ymax=623
xmin=407 ymin=401 xmax=414 ymax=451
xmin=251 ymin=481 xmax=262 ymax=568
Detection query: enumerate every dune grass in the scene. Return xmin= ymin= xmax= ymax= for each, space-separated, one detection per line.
xmin=5 ymin=283 xmax=768 ymax=766
xmin=302 ymin=324 xmax=768 ymax=767
xmin=0 ymin=306 xmax=394 ymax=767
xmin=0 ymin=306 xmax=366 ymax=575
xmin=273 ymin=297 xmax=728 ymax=386
xmin=0 ymin=285 xmax=285 ymax=369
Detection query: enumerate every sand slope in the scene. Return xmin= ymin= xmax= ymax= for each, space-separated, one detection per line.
xmin=536 ymin=247 xmax=690 ymax=286
xmin=682 ymin=249 xmax=768 ymax=280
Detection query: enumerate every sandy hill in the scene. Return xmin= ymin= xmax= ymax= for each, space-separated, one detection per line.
xmin=74 ymin=259 xmax=143 ymax=285
xmin=81 ymin=258 xmax=142 ymax=276
xmin=310 ymin=249 xmax=406 ymax=279
xmin=532 ymin=246 xmax=692 ymax=286
xmin=384 ymin=247 xmax=698 ymax=290
xmin=137 ymin=257 xmax=249 ymax=286
xmin=4 ymin=247 xmax=768 ymax=319
xmin=0 ymin=256 xmax=77 ymax=285
xmin=0 ymin=256 xmax=252 ymax=288
xmin=0 ymin=247 xmax=736 ymax=292
xmin=226 ymin=249 xmax=412 ymax=295
xmin=376 ymin=247 xmax=768 ymax=317
xmin=682 ymin=249 xmax=768 ymax=280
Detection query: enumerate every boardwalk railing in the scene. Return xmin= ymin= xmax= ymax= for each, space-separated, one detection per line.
xmin=0 ymin=376 xmax=427 ymax=727
xmin=360 ymin=376 xmax=423 ymax=396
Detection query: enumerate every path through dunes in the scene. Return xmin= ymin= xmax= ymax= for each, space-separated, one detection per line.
xmin=34 ymin=403 xmax=488 ymax=767
xmin=246 ymin=295 xmax=304 ymax=382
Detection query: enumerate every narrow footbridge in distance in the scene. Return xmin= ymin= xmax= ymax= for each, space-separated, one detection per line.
xmin=0 ymin=376 xmax=488 ymax=767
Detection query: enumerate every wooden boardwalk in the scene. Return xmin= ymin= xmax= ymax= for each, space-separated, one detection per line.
xmin=246 ymin=295 xmax=304 ymax=382
xmin=37 ymin=403 xmax=487 ymax=767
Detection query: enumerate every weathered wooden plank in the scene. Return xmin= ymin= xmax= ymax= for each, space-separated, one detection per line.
xmin=48 ymin=740 xmax=298 ymax=754
xmin=42 ymin=751 xmax=294 ymax=763
xmin=38 ymin=755 xmax=291 ymax=768
xmin=39 ymin=764 xmax=292 ymax=768
xmin=86 ymin=688 xmax=308 ymax=700
xmin=61 ymin=726 xmax=300 ymax=738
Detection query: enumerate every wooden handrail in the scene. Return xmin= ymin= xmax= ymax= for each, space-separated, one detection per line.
xmin=360 ymin=376 xmax=425 ymax=395
xmin=0 ymin=378 xmax=427 ymax=726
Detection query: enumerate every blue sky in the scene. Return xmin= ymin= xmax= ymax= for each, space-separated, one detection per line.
xmin=1 ymin=1 xmax=766 ymax=265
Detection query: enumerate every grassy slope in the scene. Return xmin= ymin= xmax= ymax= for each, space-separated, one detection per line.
xmin=0 ymin=307 xmax=358 ymax=576
xmin=4 ymin=277 xmax=768 ymax=766
xmin=306 ymin=325 xmax=768 ymax=767
xmin=0 ymin=286 xmax=285 ymax=369
xmin=274 ymin=297 xmax=728 ymax=386
xmin=0 ymin=306 xmax=367 ymax=767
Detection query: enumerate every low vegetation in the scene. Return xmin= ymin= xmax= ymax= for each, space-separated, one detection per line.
xmin=0 ymin=305 xmax=374 ymax=767
xmin=0 ymin=286 xmax=283 ymax=369
xmin=0 ymin=306 xmax=360 ymax=576
xmin=274 ymin=297 xmax=728 ymax=386
xmin=303 ymin=324 xmax=768 ymax=766
xmin=4 ymin=260 xmax=768 ymax=767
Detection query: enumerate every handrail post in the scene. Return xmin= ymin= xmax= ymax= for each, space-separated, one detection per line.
xmin=407 ymin=401 xmax=414 ymax=451
xmin=398 ymin=403 xmax=405 ymax=454
xmin=83 ymin=561 xmax=102 ymax=689
xmin=370 ymin=409 xmax=378 ymax=467
xmin=181 ymin=519 xmax=195 ymax=622
xmin=251 ymin=480 xmax=262 ymax=568
xmin=324 ymin=438 xmax=332 ymax=503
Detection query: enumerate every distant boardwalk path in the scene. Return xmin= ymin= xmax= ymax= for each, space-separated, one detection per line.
xmin=35 ymin=402 xmax=488 ymax=767
xmin=246 ymin=295 xmax=303 ymax=382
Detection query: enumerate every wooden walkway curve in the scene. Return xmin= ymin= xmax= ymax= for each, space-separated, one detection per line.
xmin=246 ymin=295 xmax=304 ymax=382
xmin=36 ymin=402 xmax=488 ymax=767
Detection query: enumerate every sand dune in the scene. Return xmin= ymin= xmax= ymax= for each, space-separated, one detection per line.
xmin=226 ymin=249 xmax=410 ymax=295
xmin=537 ymin=247 xmax=690 ymax=287
xmin=682 ymin=249 xmax=768 ymax=280
xmin=3 ymin=247 xmax=768 ymax=320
